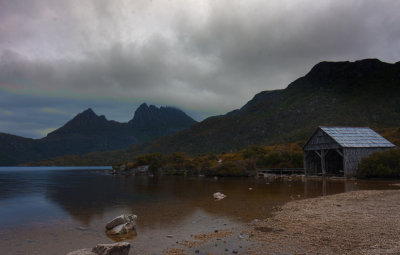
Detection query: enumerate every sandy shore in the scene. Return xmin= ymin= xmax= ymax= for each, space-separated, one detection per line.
xmin=247 ymin=190 xmax=400 ymax=255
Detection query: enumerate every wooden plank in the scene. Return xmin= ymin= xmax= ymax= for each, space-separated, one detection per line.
xmin=335 ymin=149 xmax=343 ymax=157
xmin=321 ymin=149 xmax=326 ymax=176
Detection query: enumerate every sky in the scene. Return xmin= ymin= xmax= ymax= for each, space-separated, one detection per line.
xmin=1 ymin=0 xmax=400 ymax=138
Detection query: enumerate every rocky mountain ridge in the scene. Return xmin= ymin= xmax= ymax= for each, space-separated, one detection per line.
xmin=122 ymin=59 xmax=400 ymax=155
xmin=7 ymin=58 xmax=400 ymax=166
xmin=0 ymin=104 xmax=197 ymax=165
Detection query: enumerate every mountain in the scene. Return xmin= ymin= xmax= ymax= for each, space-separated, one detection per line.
xmin=0 ymin=133 xmax=38 ymax=165
xmin=0 ymin=104 xmax=196 ymax=165
xmin=98 ymin=58 xmax=400 ymax=159
xmin=129 ymin=103 xmax=198 ymax=141
xmin=16 ymin=58 xmax=400 ymax=166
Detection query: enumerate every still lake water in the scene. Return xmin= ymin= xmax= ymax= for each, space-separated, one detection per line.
xmin=0 ymin=167 xmax=398 ymax=255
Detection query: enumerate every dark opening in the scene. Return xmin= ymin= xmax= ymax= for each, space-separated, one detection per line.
xmin=325 ymin=149 xmax=343 ymax=176
xmin=304 ymin=151 xmax=321 ymax=175
xmin=305 ymin=149 xmax=344 ymax=176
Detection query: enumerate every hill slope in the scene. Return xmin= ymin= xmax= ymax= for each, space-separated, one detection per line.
xmin=130 ymin=58 xmax=400 ymax=154
xmin=25 ymin=58 xmax=400 ymax=166
xmin=0 ymin=104 xmax=196 ymax=165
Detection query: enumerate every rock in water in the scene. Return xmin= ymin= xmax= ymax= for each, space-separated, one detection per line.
xmin=107 ymin=222 xmax=136 ymax=235
xmin=92 ymin=242 xmax=130 ymax=255
xmin=67 ymin=249 xmax=97 ymax=255
xmin=106 ymin=214 xmax=137 ymax=235
xmin=213 ymin=192 xmax=227 ymax=200
xmin=67 ymin=242 xmax=130 ymax=255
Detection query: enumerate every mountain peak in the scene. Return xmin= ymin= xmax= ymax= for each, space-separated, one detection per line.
xmin=136 ymin=103 xmax=148 ymax=111
xmin=306 ymin=58 xmax=389 ymax=79
xmin=76 ymin=108 xmax=98 ymax=119
xmin=287 ymin=58 xmax=394 ymax=90
xmin=128 ymin=103 xmax=197 ymax=133
xmin=134 ymin=103 xmax=161 ymax=116
xmin=46 ymin=108 xmax=108 ymax=137
xmin=82 ymin=107 xmax=95 ymax=115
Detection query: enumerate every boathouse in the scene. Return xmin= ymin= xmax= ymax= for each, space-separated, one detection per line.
xmin=303 ymin=127 xmax=395 ymax=177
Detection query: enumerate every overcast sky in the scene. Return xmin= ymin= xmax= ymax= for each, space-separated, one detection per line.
xmin=1 ymin=0 xmax=400 ymax=138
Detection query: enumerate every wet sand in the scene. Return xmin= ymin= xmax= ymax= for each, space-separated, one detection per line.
xmin=247 ymin=190 xmax=400 ymax=255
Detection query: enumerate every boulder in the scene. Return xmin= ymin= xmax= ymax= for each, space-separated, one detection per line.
xmin=67 ymin=249 xmax=97 ymax=255
xmin=67 ymin=242 xmax=130 ymax=255
xmin=107 ymin=222 xmax=136 ymax=235
xmin=92 ymin=242 xmax=130 ymax=255
xmin=213 ymin=192 xmax=226 ymax=200
xmin=106 ymin=214 xmax=137 ymax=235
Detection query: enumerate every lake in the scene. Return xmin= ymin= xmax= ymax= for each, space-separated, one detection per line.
xmin=0 ymin=167 xmax=398 ymax=255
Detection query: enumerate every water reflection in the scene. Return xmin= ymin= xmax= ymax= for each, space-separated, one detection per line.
xmin=43 ymin=173 xmax=396 ymax=227
xmin=1 ymin=168 xmax=399 ymax=255
xmin=0 ymin=168 xmax=398 ymax=230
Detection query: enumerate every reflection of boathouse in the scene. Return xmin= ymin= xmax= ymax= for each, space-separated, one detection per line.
xmin=303 ymin=127 xmax=395 ymax=177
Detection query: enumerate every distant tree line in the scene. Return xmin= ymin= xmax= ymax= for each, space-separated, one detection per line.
xmin=114 ymin=142 xmax=304 ymax=177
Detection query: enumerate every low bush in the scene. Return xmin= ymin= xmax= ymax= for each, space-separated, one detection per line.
xmin=204 ymin=160 xmax=257 ymax=177
xmin=357 ymin=148 xmax=400 ymax=178
xmin=256 ymin=151 xmax=303 ymax=168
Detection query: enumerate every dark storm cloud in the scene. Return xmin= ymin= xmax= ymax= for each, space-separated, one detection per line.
xmin=178 ymin=1 xmax=400 ymax=93
xmin=1 ymin=0 xmax=400 ymax=137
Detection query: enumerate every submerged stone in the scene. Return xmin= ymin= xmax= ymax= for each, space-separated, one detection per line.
xmin=105 ymin=214 xmax=137 ymax=235
xmin=92 ymin=242 xmax=130 ymax=255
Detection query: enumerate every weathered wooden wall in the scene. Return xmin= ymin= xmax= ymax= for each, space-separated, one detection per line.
xmin=304 ymin=151 xmax=321 ymax=175
xmin=304 ymin=129 xmax=340 ymax=151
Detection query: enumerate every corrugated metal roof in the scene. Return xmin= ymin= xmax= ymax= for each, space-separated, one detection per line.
xmin=320 ymin=126 xmax=396 ymax=148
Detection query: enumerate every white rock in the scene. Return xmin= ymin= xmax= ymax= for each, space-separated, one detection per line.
xmin=213 ymin=192 xmax=226 ymax=200
xmin=105 ymin=214 xmax=137 ymax=235
xmin=107 ymin=222 xmax=136 ymax=235
xmin=106 ymin=214 xmax=137 ymax=230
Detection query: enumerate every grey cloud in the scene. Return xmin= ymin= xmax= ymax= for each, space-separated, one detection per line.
xmin=1 ymin=0 xmax=400 ymax=138
xmin=178 ymin=0 xmax=400 ymax=94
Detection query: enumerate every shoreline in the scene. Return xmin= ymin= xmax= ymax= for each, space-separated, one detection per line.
xmin=161 ymin=189 xmax=400 ymax=255
xmin=247 ymin=189 xmax=400 ymax=255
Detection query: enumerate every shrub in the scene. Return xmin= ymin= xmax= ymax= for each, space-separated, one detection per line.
xmin=256 ymin=151 xmax=303 ymax=168
xmin=204 ymin=160 xmax=256 ymax=177
xmin=242 ymin=145 xmax=266 ymax=159
xmin=357 ymin=148 xmax=400 ymax=178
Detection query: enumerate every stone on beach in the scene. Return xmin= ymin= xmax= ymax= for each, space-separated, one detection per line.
xmin=213 ymin=192 xmax=226 ymax=200
xmin=67 ymin=242 xmax=130 ymax=255
xmin=92 ymin=242 xmax=131 ymax=255
xmin=67 ymin=249 xmax=97 ymax=255
xmin=105 ymin=214 xmax=137 ymax=235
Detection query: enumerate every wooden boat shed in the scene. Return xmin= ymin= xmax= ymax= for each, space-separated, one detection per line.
xmin=303 ymin=127 xmax=395 ymax=177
